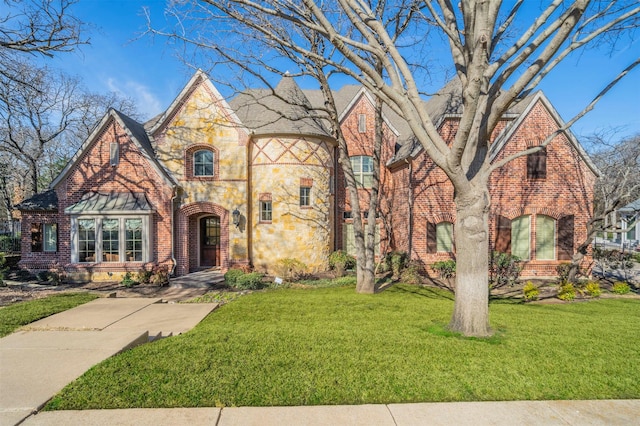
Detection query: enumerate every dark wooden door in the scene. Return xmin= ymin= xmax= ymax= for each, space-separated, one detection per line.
xmin=200 ymin=216 xmax=220 ymax=267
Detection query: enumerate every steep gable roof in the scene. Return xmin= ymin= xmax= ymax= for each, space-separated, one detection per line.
xmin=230 ymin=75 xmax=330 ymax=138
xmin=50 ymin=109 xmax=176 ymax=190
xmin=488 ymin=91 xmax=599 ymax=176
xmin=146 ymin=69 xmax=245 ymax=136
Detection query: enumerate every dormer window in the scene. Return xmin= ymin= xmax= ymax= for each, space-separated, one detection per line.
xmin=194 ymin=149 xmax=214 ymax=177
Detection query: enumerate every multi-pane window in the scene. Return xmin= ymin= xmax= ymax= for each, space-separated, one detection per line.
xmin=260 ymin=201 xmax=272 ymax=222
xmin=350 ymin=156 xmax=374 ymax=188
xmin=436 ymin=222 xmax=453 ymax=252
xmin=300 ymin=187 xmax=311 ymax=207
xmin=126 ymin=219 xmax=143 ymax=262
xmin=194 ymin=149 xmax=214 ymax=176
xmin=78 ymin=219 xmax=96 ymax=262
xmin=511 ymin=215 xmax=531 ymax=260
xmin=535 ymin=215 xmax=556 ymax=260
xmin=102 ymin=219 xmax=119 ymax=262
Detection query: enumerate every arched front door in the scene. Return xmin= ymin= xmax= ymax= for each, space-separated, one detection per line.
xmin=200 ymin=216 xmax=220 ymax=267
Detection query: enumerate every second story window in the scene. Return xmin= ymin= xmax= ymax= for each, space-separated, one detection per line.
xmin=527 ymin=147 xmax=546 ymax=179
xmin=194 ymin=149 xmax=214 ymax=177
xmin=358 ymin=114 xmax=367 ymax=133
xmin=350 ymin=155 xmax=373 ymax=188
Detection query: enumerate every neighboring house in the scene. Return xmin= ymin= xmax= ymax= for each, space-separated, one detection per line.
xmin=617 ymin=199 xmax=640 ymax=248
xmin=17 ymin=70 xmax=597 ymax=280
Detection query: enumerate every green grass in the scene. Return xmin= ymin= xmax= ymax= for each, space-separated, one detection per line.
xmin=0 ymin=293 xmax=99 ymax=337
xmin=46 ymin=285 xmax=640 ymax=409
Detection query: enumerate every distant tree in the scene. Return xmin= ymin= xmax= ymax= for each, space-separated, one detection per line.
xmin=570 ymin=133 xmax=640 ymax=280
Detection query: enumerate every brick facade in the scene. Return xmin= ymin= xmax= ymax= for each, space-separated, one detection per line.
xmin=18 ymin=72 xmax=595 ymax=281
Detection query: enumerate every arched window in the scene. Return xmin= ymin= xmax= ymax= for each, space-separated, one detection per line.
xmin=535 ymin=215 xmax=556 ymax=260
xmin=194 ymin=149 xmax=214 ymax=177
xmin=349 ymin=156 xmax=373 ymax=188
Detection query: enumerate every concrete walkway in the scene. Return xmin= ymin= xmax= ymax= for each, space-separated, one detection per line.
xmin=0 ymin=297 xmax=217 ymax=426
xmin=18 ymin=399 xmax=640 ymax=425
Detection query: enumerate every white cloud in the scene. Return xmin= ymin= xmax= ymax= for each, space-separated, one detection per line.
xmin=106 ymin=78 xmax=164 ymax=119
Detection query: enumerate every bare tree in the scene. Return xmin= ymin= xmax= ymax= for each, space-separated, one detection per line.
xmin=570 ymin=133 xmax=640 ymax=280
xmin=0 ymin=61 xmax=139 ymax=200
xmin=0 ymin=0 xmax=86 ymax=84
xmin=161 ymin=0 xmax=639 ymax=335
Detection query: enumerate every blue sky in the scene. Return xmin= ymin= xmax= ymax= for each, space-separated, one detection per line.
xmin=43 ymin=1 xmax=640 ymax=140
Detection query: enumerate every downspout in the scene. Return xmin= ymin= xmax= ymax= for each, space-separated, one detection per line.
xmin=170 ymin=187 xmax=178 ymax=276
xmin=405 ymin=158 xmax=413 ymax=257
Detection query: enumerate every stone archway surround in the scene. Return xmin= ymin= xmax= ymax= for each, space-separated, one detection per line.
xmin=176 ymin=202 xmax=229 ymax=275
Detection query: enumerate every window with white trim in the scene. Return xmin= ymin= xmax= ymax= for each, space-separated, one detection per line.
xmin=72 ymin=217 xmax=149 ymax=263
xmin=260 ymin=201 xmax=272 ymax=222
xmin=350 ymin=156 xmax=374 ymax=188
xmin=300 ymin=187 xmax=311 ymax=207
xmin=194 ymin=149 xmax=214 ymax=177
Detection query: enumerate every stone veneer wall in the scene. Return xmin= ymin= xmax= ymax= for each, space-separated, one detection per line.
xmin=250 ymin=135 xmax=334 ymax=273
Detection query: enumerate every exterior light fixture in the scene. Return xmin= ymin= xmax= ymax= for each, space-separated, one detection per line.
xmin=232 ymin=208 xmax=241 ymax=228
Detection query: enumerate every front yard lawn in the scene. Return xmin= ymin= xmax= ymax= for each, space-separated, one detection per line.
xmin=0 ymin=293 xmax=99 ymax=337
xmin=47 ymin=285 xmax=640 ymax=409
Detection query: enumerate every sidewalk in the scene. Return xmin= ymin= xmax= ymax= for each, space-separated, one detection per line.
xmin=18 ymin=399 xmax=640 ymax=425
xmin=0 ymin=297 xmax=217 ymax=426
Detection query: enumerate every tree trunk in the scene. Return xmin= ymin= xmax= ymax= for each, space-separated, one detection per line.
xmin=449 ymin=188 xmax=492 ymax=337
xmin=356 ymin=262 xmax=375 ymax=293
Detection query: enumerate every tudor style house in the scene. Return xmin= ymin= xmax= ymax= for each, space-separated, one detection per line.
xmin=17 ymin=70 xmax=597 ymax=281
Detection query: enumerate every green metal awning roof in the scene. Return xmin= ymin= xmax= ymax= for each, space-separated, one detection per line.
xmin=64 ymin=192 xmax=154 ymax=214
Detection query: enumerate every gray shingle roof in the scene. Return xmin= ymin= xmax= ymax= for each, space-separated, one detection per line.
xmin=64 ymin=192 xmax=154 ymax=214
xmin=16 ymin=190 xmax=58 ymax=211
xmin=620 ymin=199 xmax=640 ymax=213
xmin=230 ymin=75 xmax=330 ymax=138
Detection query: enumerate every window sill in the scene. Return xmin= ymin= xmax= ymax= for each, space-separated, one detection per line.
xmin=258 ymin=221 xmax=272 ymax=224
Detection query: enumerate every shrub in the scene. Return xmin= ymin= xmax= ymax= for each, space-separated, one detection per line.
xmin=135 ymin=269 xmax=153 ymax=284
xmin=388 ymin=251 xmax=408 ymax=278
xmin=149 ymin=266 xmax=169 ymax=286
xmin=431 ymin=260 xmax=456 ymax=279
xmin=583 ymin=281 xmax=602 ymax=298
xmin=224 ymin=268 xmax=245 ymax=285
xmin=556 ymin=263 xmax=572 ymax=282
xmin=274 ymin=258 xmax=307 ymax=281
xmin=235 ymin=272 xmax=265 ymax=290
xmin=400 ymin=261 xmax=422 ymax=285
xmin=121 ymin=272 xmax=137 ymax=288
xmin=36 ymin=271 xmax=62 ymax=285
xmin=489 ymin=252 xmax=522 ymax=289
xmin=611 ymin=281 xmax=631 ymax=295
xmin=557 ymin=282 xmax=576 ymax=301
xmin=523 ymin=281 xmax=539 ymax=301
xmin=328 ymin=250 xmax=356 ymax=277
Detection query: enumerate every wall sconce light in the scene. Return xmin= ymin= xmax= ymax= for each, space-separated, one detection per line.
xmin=232 ymin=208 xmax=241 ymax=228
